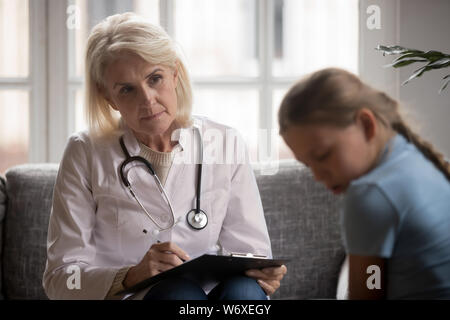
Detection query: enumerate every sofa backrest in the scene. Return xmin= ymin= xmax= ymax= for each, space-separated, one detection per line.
xmin=255 ymin=160 xmax=344 ymax=299
xmin=1 ymin=161 xmax=344 ymax=300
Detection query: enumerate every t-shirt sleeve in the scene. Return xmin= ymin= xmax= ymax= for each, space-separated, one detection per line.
xmin=342 ymin=183 xmax=399 ymax=258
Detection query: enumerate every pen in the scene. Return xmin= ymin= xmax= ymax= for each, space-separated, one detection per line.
xmin=157 ymin=240 xmax=186 ymax=262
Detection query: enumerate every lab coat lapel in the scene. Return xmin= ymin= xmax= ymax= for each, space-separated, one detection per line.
xmin=163 ymin=126 xmax=191 ymax=201
xmin=121 ymin=123 xmax=141 ymax=156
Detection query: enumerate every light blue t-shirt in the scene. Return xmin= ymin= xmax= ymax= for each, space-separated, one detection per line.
xmin=342 ymin=134 xmax=450 ymax=299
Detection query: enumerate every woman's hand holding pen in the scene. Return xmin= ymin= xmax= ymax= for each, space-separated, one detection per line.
xmin=123 ymin=241 xmax=190 ymax=289
xmin=245 ymin=265 xmax=288 ymax=296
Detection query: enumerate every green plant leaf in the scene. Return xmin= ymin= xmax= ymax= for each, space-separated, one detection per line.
xmin=421 ymin=50 xmax=448 ymax=60
xmin=426 ymin=57 xmax=450 ymax=68
xmin=375 ymin=45 xmax=415 ymax=56
xmin=438 ymin=77 xmax=450 ymax=94
xmin=402 ymin=65 xmax=432 ymax=85
xmin=384 ymin=58 xmax=428 ymax=68
xmin=393 ymin=51 xmax=448 ymax=63
xmin=393 ymin=52 xmax=428 ymax=62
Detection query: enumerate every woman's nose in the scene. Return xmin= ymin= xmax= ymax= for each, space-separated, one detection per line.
xmin=139 ymin=85 xmax=157 ymax=107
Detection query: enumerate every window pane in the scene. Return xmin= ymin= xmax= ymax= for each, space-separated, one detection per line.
xmin=174 ymin=0 xmax=258 ymax=78
xmin=192 ymin=89 xmax=259 ymax=161
xmin=0 ymin=90 xmax=29 ymax=174
xmin=273 ymin=0 xmax=359 ymax=77
xmin=134 ymin=0 xmax=160 ymax=24
xmin=273 ymin=88 xmax=294 ymax=160
xmin=69 ymin=0 xmax=160 ymax=79
xmin=0 ymin=0 xmax=29 ymax=77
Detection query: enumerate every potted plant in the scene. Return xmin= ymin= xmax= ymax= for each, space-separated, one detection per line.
xmin=376 ymin=45 xmax=450 ymax=94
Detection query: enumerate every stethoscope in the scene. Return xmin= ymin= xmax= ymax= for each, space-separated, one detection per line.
xmin=119 ymin=126 xmax=208 ymax=231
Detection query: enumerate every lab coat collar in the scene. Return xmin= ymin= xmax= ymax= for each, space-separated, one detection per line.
xmin=119 ymin=118 xmax=197 ymax=157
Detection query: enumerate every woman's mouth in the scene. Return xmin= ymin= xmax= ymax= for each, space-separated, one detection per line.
xmin=141 ymin=111 xmax=164 ymax=121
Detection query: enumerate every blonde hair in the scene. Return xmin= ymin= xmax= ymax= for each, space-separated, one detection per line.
xmin=85 ymin=12 xmax=192 ymax=137
xmin=278 ymin=67 xmax=450 ymax=181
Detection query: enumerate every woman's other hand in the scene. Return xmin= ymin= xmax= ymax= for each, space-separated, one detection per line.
xmin=245 ymin=265 xmax=288 ymax=296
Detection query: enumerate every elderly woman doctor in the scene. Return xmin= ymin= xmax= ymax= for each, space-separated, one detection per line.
xmin=42 ymin=13 xmax=286 ymax=300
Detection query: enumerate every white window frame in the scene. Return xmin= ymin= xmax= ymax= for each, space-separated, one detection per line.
xmin=0 ymin=0 xmax=47 ymax=163
xmin=48 ymin=0 xmax=69 ymax=162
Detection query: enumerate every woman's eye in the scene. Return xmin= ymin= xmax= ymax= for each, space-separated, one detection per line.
xmin=149 ymin=75 xmax=162 ymax=86
xmin=120 ymin=86 xmax=133 ymax=95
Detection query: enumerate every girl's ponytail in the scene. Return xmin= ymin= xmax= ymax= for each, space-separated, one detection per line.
xmin=378 ymin=90 xmax=450 ymax=181
xmin=391 ymin=119 xmax=450 ymax=181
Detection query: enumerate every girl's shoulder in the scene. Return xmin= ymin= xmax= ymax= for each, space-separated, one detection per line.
xmin=345 ymin=134 xmax=450 ymax=227
xmin=351 ymin=134 xmax=449 ymax=196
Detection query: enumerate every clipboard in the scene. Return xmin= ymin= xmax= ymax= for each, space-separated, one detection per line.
xmin=117 ymin=254 xmax=289 ymax=295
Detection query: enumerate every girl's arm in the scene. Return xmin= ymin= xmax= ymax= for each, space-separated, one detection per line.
xmin=343 ymin=184 xmax=399 ymax=300
xmin=348 ymin=254 xmax=386 ymax=300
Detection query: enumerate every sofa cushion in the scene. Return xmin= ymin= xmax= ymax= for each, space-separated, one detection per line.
xmin=3 ymin=164 xmax=58 ymax=300
xmin=254 ymin=160 xmax=345 ymax=299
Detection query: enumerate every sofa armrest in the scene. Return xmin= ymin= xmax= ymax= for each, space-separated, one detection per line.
xmin=3 ymin=164 xmax=59 ymax=299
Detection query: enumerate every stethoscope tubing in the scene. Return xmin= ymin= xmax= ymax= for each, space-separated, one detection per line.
xmin=194 ymin=126 xmax=203 ymax=213
xmin=119 ymin=126 xmax=207 ymax=231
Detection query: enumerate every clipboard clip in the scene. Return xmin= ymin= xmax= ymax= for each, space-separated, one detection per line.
xmin=230 ymin=252 xmax=267 ymax=259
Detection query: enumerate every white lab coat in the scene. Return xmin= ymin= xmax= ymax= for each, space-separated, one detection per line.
xmin=43 ymin=116 xmax=272 ymax=299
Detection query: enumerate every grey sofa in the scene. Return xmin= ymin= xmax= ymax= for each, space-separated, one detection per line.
xmin=0 ymin=160 xmax=345 ymax=300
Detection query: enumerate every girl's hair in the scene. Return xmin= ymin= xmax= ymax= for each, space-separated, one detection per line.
xmin=278 ymin=67 xmax=450 ymax=181
xmin=85 ymin=12 xmax=193 ymax=137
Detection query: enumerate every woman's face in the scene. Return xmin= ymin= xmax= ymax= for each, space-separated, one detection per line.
xmin=102 ymin=52 xmax=179 ymax=138
xmin=282 ymin=121 xmax=376 ymax=195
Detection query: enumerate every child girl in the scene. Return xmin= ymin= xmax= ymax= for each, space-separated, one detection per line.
xmin=278 ymin=68 xmax=450 ymax=299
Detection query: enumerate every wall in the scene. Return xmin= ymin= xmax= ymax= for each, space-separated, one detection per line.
xmin=360 ymin=0 xmax=450 ymax=158
xmin=398 ymin=0 xmax=450 ymax=158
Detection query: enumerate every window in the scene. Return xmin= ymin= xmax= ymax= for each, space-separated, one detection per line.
xmin=0 ymin=0 xmax=46 ymax=174
xmin=0 ymin=0 xmax=29 ymax=174
xmin=1 ymin=0 xmax=359 ymax=172
xmin=177 ymin=0 xmax=359 ymax=162
xmin=68 ymin=0 xmax=358 ymax=165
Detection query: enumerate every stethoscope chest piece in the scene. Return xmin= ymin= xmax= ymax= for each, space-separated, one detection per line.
xmin=186 ymin=209 xmax=208 ymax=230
